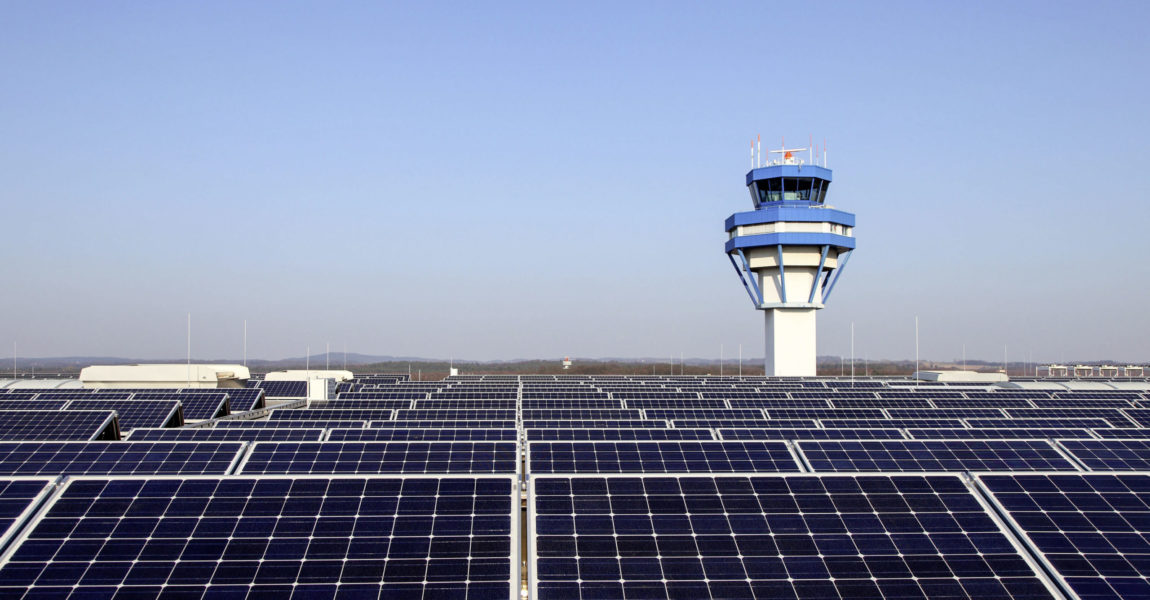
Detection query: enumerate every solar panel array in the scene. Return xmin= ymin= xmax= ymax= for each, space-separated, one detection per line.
xmin=2 ymin=373 xmax=1150 ymax=598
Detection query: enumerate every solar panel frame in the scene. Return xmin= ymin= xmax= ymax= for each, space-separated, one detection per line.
xmin=974 ymin=472 xmax=1150 ymax=600
xmin=530 ymin=473 xmax=1064 ymax=600
xmin=905 ymin=428 xmax=1095 ymax=440
xmin=521 ymin=399 xmax=623 ymax=409
xmin=0 ymin=400 xmax=69 ymax=411
xmin=821 ymin=418 xmax=968 ymax=429
xmin=965 ymin=418 xmax=1118 ymax=429
xmin=931 ymin=397 xmax=1036 ymax=408
xmin=268 ymin=408 xmax=395 ymax=421
xmin=727 ymin=398 xmax=831 ymax=408
xmin=311 ymin=399 xmax=415 ymax=410
xmin=886 ymin=408 xmax=1009 ymax=419
xmin=717 ymin=428 xmax=908 ymax=441
xmin=671 ymin=419 xmax=819 ymax=429
xmin=1054 ymin=439 xmax=1150 ymax=471
xmin=525 ymin=429 xmax=717 ymax=441
xmin=215 ymin=419 xmax=367 ymax=429
xmin=371 ymin=420 xmax=518 ymax=429
xmin=0 ymin=440 xmax=248 ymax=476
xmin=642 ymin=408 xmax=765 ymax=420
xmin=526 ymin=441 xmax=805 ymax=474
xmin=0 ymin=410 xmax=119 ymax=441
xmin=64 ymin=399 xmax=183 ymax=430
xmin=125 ymin=428 xmax=325 ymax=442
xmin=1090 ymin=428 xmax=1150 ymax=439
xmin=397 ymin=409 xmax=518 ymax=421
xmin=0 ymin=478 xmax=56 ymax=557
xmin=1005 ymin=408 xmax=1137 ymax=427
xmin=0 ymin=474 xmax=521 ymax=599
xmin=237 ymin=441 xmax=521 ymax=475
xmin=796 ymin=439 xmax=1082 ymax=473
xmin=327 ymin=429 xmax=519 ymax=442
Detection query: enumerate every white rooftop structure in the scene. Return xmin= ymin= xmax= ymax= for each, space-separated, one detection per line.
xmin=913 ymin=370 xmax=1009 ymax=383
xmin=79 ymin=364 xmax=251 ymax=388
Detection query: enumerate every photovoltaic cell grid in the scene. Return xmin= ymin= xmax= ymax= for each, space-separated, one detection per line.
xmin=252 ymin=380 xmax=308 ymax=397
xmin=796 ymin=440 xmax=1080 ymax=473
xmin=0 ymin=442 xmax=245 ymax=476
xmin=522 ymin=420 xmax=667 ymax=429
xmin=977 ymin=473 xmax=1150 ymax=600
xmin=0 ymin=401 xmax=70 ymax=411
xmin=126 ymin=428 xmax=325 ymax=442
xmin=238 ymin=441 xmax=520 ymax=475
xmin=527 ymin=441 xmax=802 ymax=474
xmin=0 ymin=475 xmax=518 ymax=599
xmin=671 ymin=419 xmax=818 ymax=429
xmin=904 ymin=428 xmax=1093 ymax=440
xmin=0 ymin=478 xmax=54 ymax=551
xmin=525 ymin=429 xmax=716 ymax=442
xmin=268 ymin=409 xmax=394 ymax=421
xmin=531 ymin=474 xmax=1058 ymax=600
xmin=0 ymin=411 xmax=117 ymax=441
xmin=717 ymin=428 xmax=907 ymax=441
xmin=1055 ymin=439 xmax=1150 ymax=471
xmin=1091 ymin=428 xmax=1150 ymax=439
xmin=327 ymin=429 xmax=519 ymax=442
xmin=215 ymin=419 xmax=367 ymax=429
xmin=64 ymin=400 xmax=182 ymax=430
xmin=127 ymin=393 xmax=228 ymax=421
xmin=372 ymin=420 xmax=517 ymax=429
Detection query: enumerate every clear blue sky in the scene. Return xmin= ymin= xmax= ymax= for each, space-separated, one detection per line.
xmin=2 ymin=1 xmax=1147 ymax=363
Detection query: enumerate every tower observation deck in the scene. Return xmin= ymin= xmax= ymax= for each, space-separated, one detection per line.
xmin=724 ymin=141 xmax=855 ymax=376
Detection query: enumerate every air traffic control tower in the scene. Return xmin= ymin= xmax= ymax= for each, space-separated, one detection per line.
xmin=724 ymin=142 xmax=855 ymax=376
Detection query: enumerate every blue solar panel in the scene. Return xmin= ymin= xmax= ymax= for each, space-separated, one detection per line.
xmin=126 ymin=428 xmax=325 ymax=442
xmin=525 ymin=429 xmax=716 ymax=441
xmin=126 ymin=392 xmax=228 ymax=421
xmin=255 ymin=380 xmax=308 ymax=397
xmin=932 ymin=397 xmax=1035 ymax=408
xmin=0 ymin=441 xmax=245 ymax=475
xmin=1005 ymin=408 xmax=1136 ymax=427
xmin=527 ymin=441 xmax=802 ymax=474
xmin=0 ymin=475 xmax=518 ymax=597
xmin=414 ymin=399 xmax=519 ymax=409
xmin=532 ymin=474 xmax=1058 ymax=600
xmin=727 ymin=398 xmax=831 ymax=408
xmin=398 ymin=409 xmax=518 ymax=421
xmin=797 ymin=440 xmax=1080 ymax=472
xmin=1115 ymin=408 xmax=1150 ymax=427
xmin=821 ymin=418 xmax=967 ymax=429
xmin=372 ymin=420 xmax=518 ymax=429
xmin=672 ymin=419 xmax=818 ymax=429
xmin=216 ymin=419 xmax=367 ymax=429
xmin=624 ymin=399 xmax=729 ymax=409
xmin=238 ymin=441 xmax=520 ymax=474
xmin=522 ymin=420 xmax=667 ymax=429
xmin=829 ymin=398 xmax=933 ymax=408
xmin=269 ymin=408 xmax=395 ymax=421
xmin=327 ymin=429 xmax=519 ymax=442
xmin=521 ymin=409 xmax=641 ymax=420
xmin=966 ymin=418 xmax=1117 ymax=429
xmin=977 ymin=473 xmax=1150 ymax=600
xmin=643 ymin=409 xmax=763 ymax=420
xmin=0 ymin=478 xmax=54 ymax=552
xmin=65 ymin=399 xmax=183 ymax=430
xmin=717 ymin=428 xmax=907 ymax=440
xmin=1055 ymin=439 xmax=1150 ymax=470
xmin=764 ymin=408 xmax=886 ymax=419
xmin=0 ymin=410 xmax=118 ymax=441
xmin=905 ymin=428 xmax=1093 ymax=440
xmin=336 ymin=391 xmax=428 ymax=400
xmin=313 ymin=400 xmax=414 ymax=410
xmin=0 ymin=400 xmax=69 ymax=411
xmin=1091 ymin=428 xmax=1150 ymax=439
xmin=1033 ymin=398 xmax=1135 ymax=408
xmin=522 ymin=399 xmax=622 ymax=409
xmin=886 ymin=408 xmax=1009 ymax=419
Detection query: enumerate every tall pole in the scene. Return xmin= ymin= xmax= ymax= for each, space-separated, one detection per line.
xmin=305 ymin=345 xmax=310 ymax=404
xmin=738 ymin=344 xmax=742 ymax=377
xmin=186 ymin=313 xmax=191 ymax=386
xmin=720 ymin=344 xmax=723 ymax=377
xmin=850 ymin=322 xmax=855 ymax=385
xmin=914 ymin=316 xmax=919 ymax=386
xmin=12 ymin=341 xmax=15 ymax=379
xmin=243 ymin=320 xmax=247 ymax=367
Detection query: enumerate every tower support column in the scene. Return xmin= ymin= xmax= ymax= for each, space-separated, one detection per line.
xmin=764 ymin=308 xmax=817 ymax=376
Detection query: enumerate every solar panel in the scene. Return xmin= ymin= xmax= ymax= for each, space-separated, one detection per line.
xmin=1091 ymin=428 xmax=1150 ymax=439
xmin=336 ymin=391 xmax=428 ymax=400
xmin=624 ymin=399 xmax=729 ymax=409
xmin=126 ymin=428 xmax=325 ymax=442
xmin=0 ymin=410 xmax=118 ymax=441
xmin=65 ymin=399 xmax=183 ymax=430
xmin=764 ymin=408 xmax=886 ymax=419
xmin=269 ymin=409 xmax=395 ymax=421
xmin=642 ymin=409 xmax=764 ymax=420
xmin=413 ymin=399 xmax=519 ymax=409
xmin=829 ymin=398 xmax=933 ymax=408
xmin=371 ymin=420 xmax=517 ymax=429
xmin=932 ymin=398 xmax=1035 ymax=408
xmin=521 ymin=399 xmax=622 ymax=409
xmin=671 ymin=419 xmax=818 ymax=429
xmin=1055 ymin=439 xmax=1150 ymax=471
xmin=0 ymin=441 xmax=246 ymax=475
xmin=965 ymin=418 xmax=1117 ymax=429
xmin=717 ymin=428 xmax=907 ymax=440
xmin=886 ymin=408 xmax=1009 ymax=419
xmin=212 ymin=388 xmax=265 ymax=412
xmin=255 ymin=380 xmax=308 ymax=397
xmin=976 ymin=473 xmax=1150 ymax=600
xmin=525 ymin=429 xmax=716 ymax=441
xmin=312 ymin=400 xmax=414 ymax=410
xmin=821 ymin=418 xmax=967 ymax=429
xmin=0 ymin=478 xmax=55 ymax=552
xmin=0 ymin=400 xmax=69 ymax=411
xmin=238 ymin=442 xmax=520 ymax=474
xmin=127 ymin=392 xmax=229 ymax=421
xmin=1115 ymin=408 xmax=1150 ymax=427
xmin=728 ymin=398 xmax=831 ymax=408
xmin=527 ymin=441 xmax=802 ymax=474
xmin=521 ymin=409 xmax=641 ymax=421
xmin=905 ymin=428 xmax=1094 ymax=440
xmin=797 ymin=440 xmax=1080 ymax=472
xmin=522 ymin=420 xmax=667 ymax=429
xmin=397 ymin=409 xmax=517 ymax=421
xmin=531 ymin=474 xmax=1059 ymax=600
xmin=1033 ymin=398 xmax=1135 ymax=408
xmin=216 ymin=419 xmax=367 ymax=429
xmin=327 ymin=429 xmax=519 ymax=442
xmin=0 ymin=475 xmax=518 ymax=597
xmin=1005 ymin=408 xmax=1136 ymax=427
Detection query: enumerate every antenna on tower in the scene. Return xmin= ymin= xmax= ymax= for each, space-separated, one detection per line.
xmin=809 ymin=134 xmax=813 ymax=164
xmin=750 ymin=139 xmax=755 ymax=169
xmin=757 ymin=134 xmax=761 ymax=167
xmin=823 ymin=138 xmax=827 ymax=168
